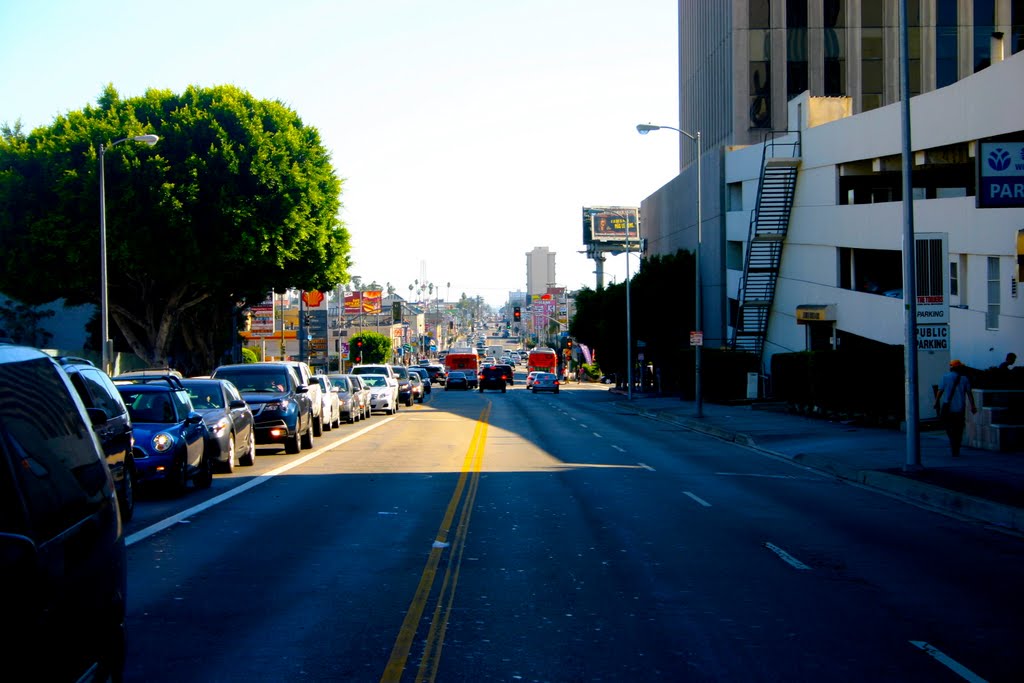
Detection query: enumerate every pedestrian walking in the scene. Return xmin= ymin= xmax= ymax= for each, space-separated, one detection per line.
xmin=934 ymin=359 xmax=977 ymax=457
xmin=998 ymin=352 xmax=1016 ymax=371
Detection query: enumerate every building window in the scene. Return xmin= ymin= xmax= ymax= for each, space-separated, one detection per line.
xmin=749 ymin=1 xmax=772 ymax=129
xmin=839 ymin=247 xmax=903 ymax=297
xmin=727 ymin=240 xmax=744 ymax=270
xmin=950 ymin=261 xmax=959 ymax=297
xmin=787 ymin=0 xmax=808 ymax=99
xmin=987 ymin=256 xmax=1000 ymax=329
xmin=1013 ymin=0 xmax=1024 ymax=54
xmin=824 ymin=0 xmax=846 ymax=96
xmin=936 ymin=0 xmax=959 ymax=87
xmin=727 ymin=182 xmax=743 ymax=212
xmin=861 ymin=0 xmax=884 ymax=111
xmin=974 ymin=0 xmax=997 ymax=71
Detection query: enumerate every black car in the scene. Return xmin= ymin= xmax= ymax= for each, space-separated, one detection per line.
xmin=446 ymin=371 xmax=469 ymax=390
xmin=59 ymin=356 xmax=137 ymax=521
xmin=0 ymin=345 xmax=127 ymax=682
xmin=392 ymin=365 xmax=414 ymax=406
xmin=425 ymin=364 xmax=447 ymax=386
xmin=211 ymin=363 xmax=314 ymax=454
xmin=478 ymin=366 xmax=508 ymax=393
xmin=495 ymin=363 xmax=516 ymax=385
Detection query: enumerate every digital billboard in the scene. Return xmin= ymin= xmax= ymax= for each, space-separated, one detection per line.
xmin=582 ymin=206 xmax=640 ymax=245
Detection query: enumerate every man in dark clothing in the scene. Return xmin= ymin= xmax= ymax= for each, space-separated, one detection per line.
xmin=934 ymin=359 xmax=977 ymax=457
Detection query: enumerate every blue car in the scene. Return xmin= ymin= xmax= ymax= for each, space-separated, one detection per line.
xmin=115 ymin=375 xmax=211 ymax=494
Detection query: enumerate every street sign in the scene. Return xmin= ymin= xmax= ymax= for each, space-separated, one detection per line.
xmin=690 ymin=331 xmax=703 ymax=346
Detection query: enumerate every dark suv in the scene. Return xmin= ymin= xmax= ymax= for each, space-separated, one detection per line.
xmin=478 ymin=366 xmax=508 ymax=393
xmin=0 ymin=345 xmax=127 ymax=681
xmin=212 ymin=363 xmax=314 ymax=454
xmin=59 ymin=356 xmax=136 ymax=521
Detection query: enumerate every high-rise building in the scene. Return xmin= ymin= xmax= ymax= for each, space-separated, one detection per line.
xmin=676 ymin=0 xmax=1024 ymax=168
xmin=526 ymin=247 xmax=557 ymax=297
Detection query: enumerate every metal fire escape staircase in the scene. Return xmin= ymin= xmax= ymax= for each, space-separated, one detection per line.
xmin=731 ymin=132 xmax=802 ymax=357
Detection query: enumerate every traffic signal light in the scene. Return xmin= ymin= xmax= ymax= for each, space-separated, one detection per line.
xmin=513 ymin=306 xmax=521 ymax=322
xmin=392 ymin=301 xmax=402 ymax=323
xmin=567 ymin=339 xmax=573 ymax=348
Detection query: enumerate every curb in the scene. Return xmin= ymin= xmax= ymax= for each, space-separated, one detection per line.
xmin=622 ymin=402 xmax=1024 ymax=534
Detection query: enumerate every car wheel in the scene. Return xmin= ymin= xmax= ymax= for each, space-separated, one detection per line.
xmin=313 ymin=413 xmax=323 ymax=437
xmin=301 ymin=420 xmax=315 ymax=449
xmin=333 ymin=412 xmax=341 ymax=429
xmin=240 ymin=431 xmax=256 ymax=466
xmin=118 ymin=460 xmax=136 ymax=523
xmin=501 ymin=386 xmax=506 ymax=393
xmin=285 ymin=428 xmax=301 ymax=454
xmin=222 ymin=433 xmax=236 ymax=473
xmin=532 ymin=387 xmax=537 ymax=393
xmin=347 ymin=411 xmax=355 ymax=424
xmin=323 ymin=413 xmax=332 ymax=432
xmin=194 ymin=453 xmax=213 ymax=490
xmin=479 ymin=387 xmax=484 ymax=392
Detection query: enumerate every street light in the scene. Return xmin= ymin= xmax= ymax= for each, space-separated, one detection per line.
xmin=99 ymin=134 xmax=159 ymax=374
xmin=637 ymin=123 xmax=703 ymax=417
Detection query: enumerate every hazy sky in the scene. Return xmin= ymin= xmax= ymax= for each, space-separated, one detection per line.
xmin=1 ymin=0 xmax=680 ymax=307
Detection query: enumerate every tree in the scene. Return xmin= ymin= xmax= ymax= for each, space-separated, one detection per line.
xmin=0 ymin=297 xmax=54 ymax=347
xmin=0 ymin=84 xmax=350 ymax=370
xmin=350 ymin=331 xmax=391 ymax=364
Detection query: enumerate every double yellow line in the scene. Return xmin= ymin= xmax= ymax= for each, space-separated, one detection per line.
xmin=381 ymin=404 xmax=491 ymax=682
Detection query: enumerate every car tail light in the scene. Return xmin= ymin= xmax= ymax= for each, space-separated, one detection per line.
xmin=553 ymin=380 xmax=559 ymax=385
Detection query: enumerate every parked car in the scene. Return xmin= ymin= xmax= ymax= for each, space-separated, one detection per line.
xmin=114 ymin=374 xmax=212 ymax=494
xmin=446 ymin=371 xmax=469 ymax=390
xmin=408 ymin=366 xmax=431 ymax=394
xmin=180 ymin=377 xmax=256 ymax=473
xmin=59 ymin=356 xmax=137 ymax=521
xmin=313 ymin=375 xmax=341 ymax=431
xmin=0 ymin=345 xmax=127 ymax=682
xmin=526 ymin=371 xmax=541 ymax=388
xmin=352 ymin=364 xmax=399 ymax=408
xmin=409 ymin=372 xmax=425 ymax=402
xmin=326 ymin=374 xmax=361 ymax=423
xmin=280 ymin=360 xmax=324 ymax=436
xmin=360 ymin=373 xmax=400 ymax=414
xmin=531 ymin=372 xmax=560 ymax=394
xmin=211 ymin=363 xmax=314 ymax=454
xmin=478 ymin=366 xmax=508 ymax=393
xmin=346 ymin=374 xmax=373 ymax=420
xmin=391 ymin=365 xmax=414 ymax=406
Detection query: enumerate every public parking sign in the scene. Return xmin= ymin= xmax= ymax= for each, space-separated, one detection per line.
xmin=978 ymin=141 xmax=1024 ymax=208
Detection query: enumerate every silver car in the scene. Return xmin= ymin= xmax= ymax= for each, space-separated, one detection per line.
xmin=346 ymin=374 xmax=372 ymax=421
xmin=327 ymin=374 xmax=361 ymax=423
xmin=179 ymin=378 xmax=256 ymax=473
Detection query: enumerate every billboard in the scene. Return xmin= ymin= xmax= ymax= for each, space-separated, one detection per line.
xmin=582 ymin=206 xmax=640 ymax=245
xmin=343 ymin=290 xmax=383 ymax=314
xmin=248 ymin=296 xmax=275 ymax=337
xmin=977 ymin=141 xmax=1024 ymax=208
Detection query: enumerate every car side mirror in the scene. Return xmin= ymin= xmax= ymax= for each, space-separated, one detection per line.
xmin=186 ymin=411 xmax=204 ymax=425
xmin=228 ymin=399 xmax=248 ymax=410
xmin=85 ymin=407 xmax=108 ymax=427
xmin=296 ymin=385 xmax=309 ymax=394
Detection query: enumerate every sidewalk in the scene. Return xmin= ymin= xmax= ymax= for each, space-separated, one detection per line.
xmin=610 ymin=390 xmax=1024 ymax=534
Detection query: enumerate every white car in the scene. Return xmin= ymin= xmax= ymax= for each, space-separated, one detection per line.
xmin=526 ymin=371 xmax=542 ymax=389
xmin=359 ymin=373 xmax=400 ymax=415
xmin=313 ymin=375 xmax=341 ymax=431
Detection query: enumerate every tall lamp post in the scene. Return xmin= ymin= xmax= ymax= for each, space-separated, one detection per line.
xmin=99 ymin=134 xmax=159 ymax=374
xmin=637 ymin=123 xmax=703 ymax=417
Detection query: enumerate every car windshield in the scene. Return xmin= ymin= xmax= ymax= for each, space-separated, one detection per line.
xmin=362 ymin=376 xmax=387 ymax=388
xmin=122 ymin=391 xmax=177 ymax=423
xmin=216 ymin=371 xmax=287 ymax=393
xmin=330 ymin=377 xmax=351 ymax=392
xmin=184 ymin=385 xmax=223 ymax=409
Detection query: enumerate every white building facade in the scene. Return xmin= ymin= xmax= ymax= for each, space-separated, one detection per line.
xmin=526 ymin=247 xmax=557 ymax=297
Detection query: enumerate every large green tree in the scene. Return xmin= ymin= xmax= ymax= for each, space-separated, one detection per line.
xmin=0 ymin=84 xmax=350 ymax=369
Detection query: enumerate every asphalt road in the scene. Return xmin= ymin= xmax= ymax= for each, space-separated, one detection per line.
xmin=122 ymin=377 xmax=1024 ymax=682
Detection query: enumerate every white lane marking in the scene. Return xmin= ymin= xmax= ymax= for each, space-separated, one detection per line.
xmin=909 ymin=641 xmax=989 ymax=682
xmin=763 ymin=542 xmax=811 ymax=570
xmin=592 ymin=432 xmax=602 ymax=439
xmin=637 ymin=461 xmax=655 ymax=471
xmin=683 ymin=491 xmax=711 ymax=507
xmin=126 ymin=418 xmax=394 ymax=546
xmin=579 ymin=423 xmax=588 ymax=429
xmin=612 ymin=445 xmax=626 ymax=453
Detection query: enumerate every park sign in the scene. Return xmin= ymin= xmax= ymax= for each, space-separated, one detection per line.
xmin=977 ymin=141 xmax=1024 ymax=208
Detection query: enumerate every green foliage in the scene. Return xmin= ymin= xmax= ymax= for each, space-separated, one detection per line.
xmin=241 ymin=346 xmax=259 ymax=364
xmin=0 ymin=84 xmax=350 ymax=369
xmin=350 ymin=331 xmax=391 ymax=364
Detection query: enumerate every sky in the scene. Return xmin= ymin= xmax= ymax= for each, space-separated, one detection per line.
xmin=0 ymin=0 xmax=680 ymax=309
